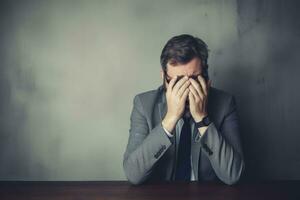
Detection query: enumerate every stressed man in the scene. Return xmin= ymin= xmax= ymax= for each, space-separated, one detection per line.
xmin=123 ymin=34 xmax=245 ymax=185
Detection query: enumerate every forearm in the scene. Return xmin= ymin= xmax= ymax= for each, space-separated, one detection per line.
xmin=123 ymin=123 xmax=173 ymax=185
xmin=199 ymin=122 xmax=245 ymax=185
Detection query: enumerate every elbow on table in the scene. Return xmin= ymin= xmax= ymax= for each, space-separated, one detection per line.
xmin=224 ymin=160 xmax=245 ymax=186
xmin=123 ymin=160 xmax=146 ymax=186
xmin=224 ymin=177 xmax=240 ymax=186
xmin=124 ymin=169 xmax=146 ymax=186
xmin=127 ymin=176 xmax=145 ymax=186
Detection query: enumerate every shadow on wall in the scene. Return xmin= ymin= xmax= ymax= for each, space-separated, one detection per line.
xmin=215 ymin=0 xmax=300 ymax=181
xmin=0 ymin=1 xmax=50 ymax=179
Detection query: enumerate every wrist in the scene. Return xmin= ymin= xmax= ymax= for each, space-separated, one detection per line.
xmin=162 ymin=113 xmax=177 ymax=133
xmin=194 ymin=113 xmax=207 ymax=123
xmin=195 ymin=115 xmax=211 ymax=130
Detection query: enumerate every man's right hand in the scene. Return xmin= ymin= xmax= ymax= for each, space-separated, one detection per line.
xmin=162 ymin=75 xmax=190 ymax=134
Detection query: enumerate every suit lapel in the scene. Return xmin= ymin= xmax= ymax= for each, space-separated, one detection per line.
xmin=158 ymin=88 xmax=167 ymax=123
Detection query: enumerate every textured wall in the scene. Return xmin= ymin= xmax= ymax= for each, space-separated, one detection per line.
xmin=0 ymin=0 xmax=299 ymax=181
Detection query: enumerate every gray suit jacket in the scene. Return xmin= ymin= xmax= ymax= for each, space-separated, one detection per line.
xmin=123 ymin=84 xmax=245 ymax=185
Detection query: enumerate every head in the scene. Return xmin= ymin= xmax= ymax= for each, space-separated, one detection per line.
xmin=160 ymin=34 xmax=210 ymax=116
xmin=160 ymin=34 xmax=210 ymax=92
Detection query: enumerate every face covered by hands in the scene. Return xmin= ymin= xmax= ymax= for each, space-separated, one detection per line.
xmin=164 ymin=73 xmax=212 ymax=122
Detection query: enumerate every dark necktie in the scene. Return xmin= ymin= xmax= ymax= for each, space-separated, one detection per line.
xmin=175 ymin=116 xmax=191 ymax=181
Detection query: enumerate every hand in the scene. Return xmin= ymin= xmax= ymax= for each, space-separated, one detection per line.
xmin=188 ymin=75 xmax=212 ymax=122
xmin=162 ymin=75 xmax=191 ymax=133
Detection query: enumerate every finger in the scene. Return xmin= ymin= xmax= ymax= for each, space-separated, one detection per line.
xmin=188 ymin=90 xmax=195 ymax=104
xmin=189 ymin=79 xmax=204 ymax=100
xmin=180 ymin=87 xmax=190 ymax=102
xmin=173 ymin=75 xmax=188 ymax=94
xmin=189 ymin=84 xmax=201 ymax=101
xmin=166 ymin=75 xmax=178 ymax=93
xmin=177 ymin=79 xmax=191 ymax=98
xmin=197 ymin=75 xmax=208 ymax=96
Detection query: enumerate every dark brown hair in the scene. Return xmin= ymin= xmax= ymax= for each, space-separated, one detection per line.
xmin=160 ymin=34 xmax=210 ymax=84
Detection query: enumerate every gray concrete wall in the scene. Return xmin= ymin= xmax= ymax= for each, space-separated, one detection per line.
xmin=0 ymin=0 xmax=299 ymax=180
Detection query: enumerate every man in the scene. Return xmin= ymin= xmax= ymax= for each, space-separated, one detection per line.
xmin=123 ymin=34 xmax=245 ymax=185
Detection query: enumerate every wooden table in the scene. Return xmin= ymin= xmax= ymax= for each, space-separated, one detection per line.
xmin=0 ymin=181 xmax=299 ymax=200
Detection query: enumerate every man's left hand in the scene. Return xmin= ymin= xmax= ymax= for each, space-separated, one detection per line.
xmin=188 ymin=75 xmax=212 ymax=122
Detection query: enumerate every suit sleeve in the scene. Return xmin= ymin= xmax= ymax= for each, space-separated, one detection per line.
xmin=197 ymin=96 xmax=245 ymax=185
xmin=123 ymin=95 xmax=174 ymax=185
